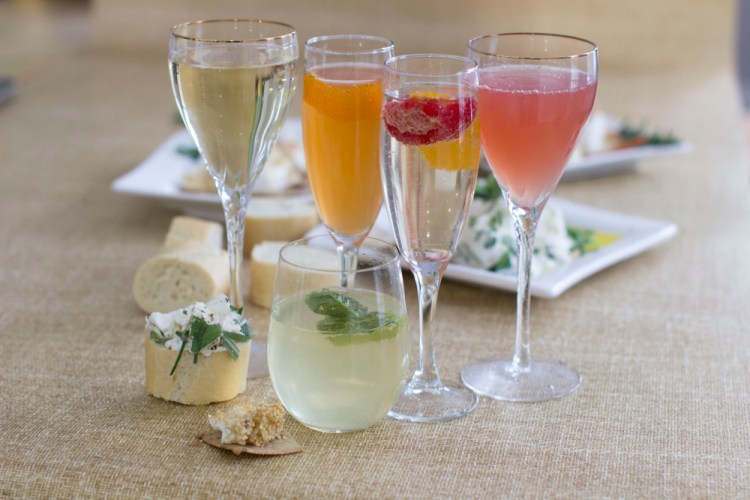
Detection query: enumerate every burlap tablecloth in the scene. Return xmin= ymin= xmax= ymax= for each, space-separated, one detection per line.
xmin=2 ymin=1 xmax=750 ymax=497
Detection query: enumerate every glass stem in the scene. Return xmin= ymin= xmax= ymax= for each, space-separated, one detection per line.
xmin=336 ymin=243 xmax=358 ymax=288
xmin=410 ymin=264 xmax=444 ymax=390
xmin=220 ymin=187 xmax=248 ymax=309
xmin=510 ymin=205 xmax=540 ymax=374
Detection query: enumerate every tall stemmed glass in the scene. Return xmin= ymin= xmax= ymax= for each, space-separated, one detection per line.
xmin=381 ymin=54 xmax=481 ymax=422
xmin=169 ymin=20 xmax=298 ymax=309
xmin=461 ymin=33 xmax=598 ymax=401
xmin=302 ymin=35 xmax=394 ymax=286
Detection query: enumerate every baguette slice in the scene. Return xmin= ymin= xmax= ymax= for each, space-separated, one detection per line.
xmin=248 ymin=241 xmax=287 ymax=309
xmin=249 ymin=241 xmax=340 ymax=308
xmin=162 ymin=216 xmax=224 ymax=252
xmin=145 ymin=338 xmax=250 ymax=405
xmin=244 ymin=199 xmax=319 ymax=256
xmin=133 ymin=248 xmax=229 ymax=313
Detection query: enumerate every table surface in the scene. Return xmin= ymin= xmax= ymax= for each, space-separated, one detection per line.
xmin=2 ymin=4 xmax=750 ymax=498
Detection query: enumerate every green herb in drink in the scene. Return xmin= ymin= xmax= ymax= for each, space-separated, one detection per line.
xmin=304 ymin=289 xmax=402 ymax=345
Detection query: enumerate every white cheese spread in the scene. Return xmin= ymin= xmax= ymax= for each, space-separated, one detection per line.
xmin=145 ymin=295 xmax=249 ymax=357
xmin=454 ymin=198 xmax=574 ymax=276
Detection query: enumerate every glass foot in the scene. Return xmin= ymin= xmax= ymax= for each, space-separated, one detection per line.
xmin=461 ymin=358 xmax=580 ymax=402
xmin=388 ymin=381 xmax=479 ymax=423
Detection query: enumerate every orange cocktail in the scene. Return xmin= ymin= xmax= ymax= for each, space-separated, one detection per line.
xmin=303 ymin=64 xmax=383 ymax=240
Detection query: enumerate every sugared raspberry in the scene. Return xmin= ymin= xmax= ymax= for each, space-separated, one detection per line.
xmin=383 ymin=95 xmax=477 ymax=146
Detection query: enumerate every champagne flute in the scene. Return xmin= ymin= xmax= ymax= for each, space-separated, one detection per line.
xmin=461 ymin=33 xmax=598 ymax=401
xmin=302 ymin=35 xmax=394 ymax=286
xmin=381 ymin=54 xmax=481 ymax=422
xmin=169 ymin=19 xmax=298 ymax=309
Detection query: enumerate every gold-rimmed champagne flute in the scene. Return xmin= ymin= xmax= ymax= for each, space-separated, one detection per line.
xmin=302 ymin=35 xmax=394 ymax=286
xmin=169 ymin=19 xmax=298 ymax=310
xmin=461 ymin=33 xmax=598 ymax=401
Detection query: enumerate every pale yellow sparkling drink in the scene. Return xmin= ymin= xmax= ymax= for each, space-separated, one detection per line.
xmin=267 ymin=237 xmax=409 ymax=433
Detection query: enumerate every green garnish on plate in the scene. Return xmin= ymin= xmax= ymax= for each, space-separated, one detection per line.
xmin=618 ymin=123 xmax=679 ymax=146
xmin=176 ymin=145 xmax=200 ymax=160
xmin=567 ymin=227 xmax=620 ymax=255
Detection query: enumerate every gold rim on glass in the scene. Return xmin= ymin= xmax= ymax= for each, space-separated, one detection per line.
xmin=468 ymin=32 xmax=598 ymax=61
xmin=384 ymin=53 xmax=478 ymax=79
xmin=304 ymin=34 xmax=394 ymax=56
xmin=170 ymin=19 xmax=296 ymax=44
xmin=279 ymin=236 xmax=399 ymax=274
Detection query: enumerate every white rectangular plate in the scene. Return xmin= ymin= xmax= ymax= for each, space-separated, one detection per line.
xmin=366 ymin=199 xmax=678 ymax=299
xmin=112 ymin=117 xmax=690 ymax=218
xmin=562 ymin=141 xmax=691 ymax=181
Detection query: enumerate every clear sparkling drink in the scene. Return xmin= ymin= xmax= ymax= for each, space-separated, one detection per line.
xmin=171 ymin=44 xmax=297 ymax=190
xmin=381 ymin=89 xmax=480 ymax=265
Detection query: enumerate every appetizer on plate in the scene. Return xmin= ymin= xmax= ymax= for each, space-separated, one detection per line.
xmin=178 ymin=137 xmax=307 ymax=196
xmin=570 ymin=110 xmax=680 ymax=160
xmin=453 ymin=176 xmax=618 ymax=276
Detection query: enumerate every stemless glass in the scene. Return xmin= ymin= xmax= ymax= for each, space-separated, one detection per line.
xmin=268 ymin=236 xmax=409 ymax=433
xmin=461 ymin=33 xmax=598 ymax=401
xmin=169 ymin=20 xmax=298 ymax=309
xmin=302 ymin=35 xmax=394 ymax=286
xmin=381 ymin=54 xmax=481 ymax=422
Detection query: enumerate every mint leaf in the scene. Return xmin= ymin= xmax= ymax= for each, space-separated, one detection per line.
xmin=305 ymin=289 xmax=369 ymax=318
xmin=189 ymin=317 xmax=208 ymax=363
xmin=305 ymin=289 xmax=403 ymax=345
xmin=189 ymin=318 xmax=208 ymax=354
xmin=199 ymin=323 xmax=222 ymax=350
xmin=326 ymin=316 xmax=402 ymax=346
xmin=190 ymin=320 xmax=224 ymax=363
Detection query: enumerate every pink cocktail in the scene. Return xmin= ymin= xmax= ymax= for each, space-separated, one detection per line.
xmin=461 ymin=33 xmax=598 ymax=402
xmin=479 ymin=67 xmax=596 ymax=208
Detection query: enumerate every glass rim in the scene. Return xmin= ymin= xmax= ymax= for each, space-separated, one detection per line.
xmin=278 ymin=235 xmax=400 ymax=274
xmin=304 ymin=34 xmax=395 ymax=56
xmin=384 ymin=53 xmax=478 ymax=78
xmin=467 ymin=32 xmax=598 ymax=61
xmin=170 ymin=19 xmax=297 ymax=44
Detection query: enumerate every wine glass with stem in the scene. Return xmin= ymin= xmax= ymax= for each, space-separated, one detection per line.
xmin=381 ymin=54 xmax=481 ymax=422
xmin=169 ymin=19 xmax=298 ymax=310
xmin=461 ymin=33 xmax=598 ymax=401
xmin=302 ymin=35 xmax=394 ymax=286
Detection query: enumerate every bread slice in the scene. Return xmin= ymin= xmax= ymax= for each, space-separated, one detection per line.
xmin=248 ymin=241 xmax=287 ymax=309
xmin=162 ymin=216 xmax=224 ymax=252
xmin=145 ymin=337 xmax=250 ymax=405
xmin=133 ymin=247 xmax=229 ymax=313
xmin=248 ymin=241 xmax=341 ymax=308
xmin=244 ymin=199 xmax=319 ymax=256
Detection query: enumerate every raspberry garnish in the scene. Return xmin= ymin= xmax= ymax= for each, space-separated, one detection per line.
xmin=383 ymin=93 xmax=477 ymax=146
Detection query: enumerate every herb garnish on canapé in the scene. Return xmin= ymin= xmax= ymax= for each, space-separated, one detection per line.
xmin=150 ymin=304 xmax=252 ymax=376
